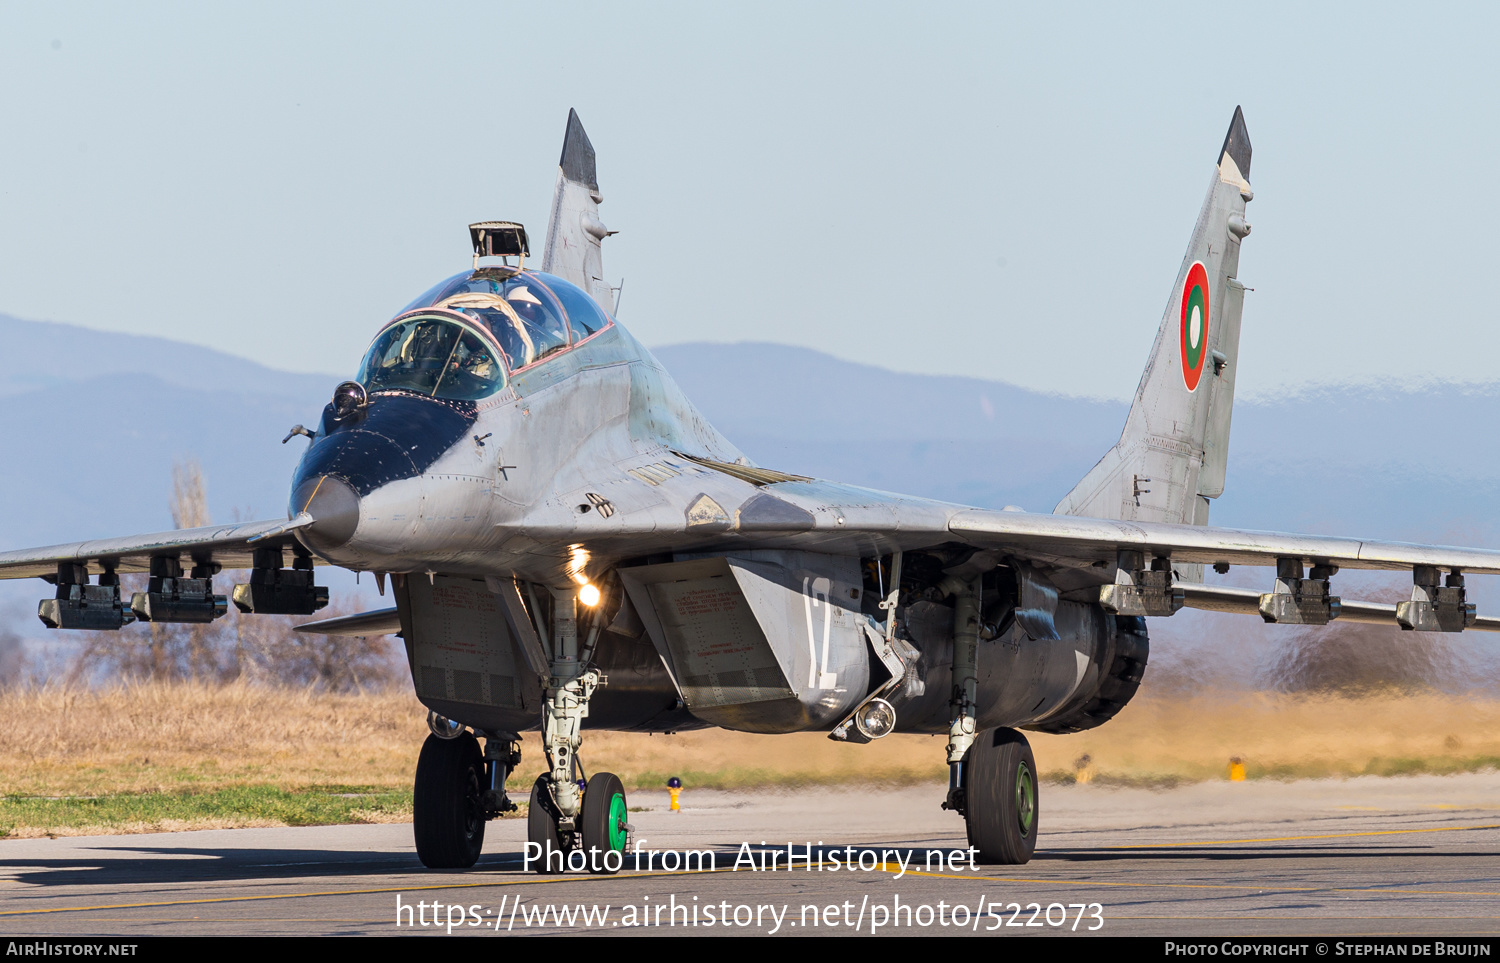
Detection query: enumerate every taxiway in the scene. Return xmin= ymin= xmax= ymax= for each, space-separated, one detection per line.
xmin=3 ymin=774 xmax=1499 ymax=937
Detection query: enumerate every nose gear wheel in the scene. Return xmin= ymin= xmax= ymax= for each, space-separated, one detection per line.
xmin=581 ymin=772 xmax=628 ymax=874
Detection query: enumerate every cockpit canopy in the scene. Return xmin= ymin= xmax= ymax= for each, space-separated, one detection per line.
xmin=356 ymin=269 xmax=614 ymax=402
xmin=400 ymin=269 xmax=611 ymax=371
xmin=358 ymin=315 xmax=502 ymax=401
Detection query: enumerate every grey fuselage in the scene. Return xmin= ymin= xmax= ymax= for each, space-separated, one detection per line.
xmin=290 ymin=284 xmax=1130 ymax=737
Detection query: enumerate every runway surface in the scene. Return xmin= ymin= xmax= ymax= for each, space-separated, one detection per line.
xmin=3 ymin=773 xmax=1500 ymax=937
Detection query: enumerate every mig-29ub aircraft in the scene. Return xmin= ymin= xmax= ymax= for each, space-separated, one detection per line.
xmin=5 ymin=107 xmax=1500 ymax=873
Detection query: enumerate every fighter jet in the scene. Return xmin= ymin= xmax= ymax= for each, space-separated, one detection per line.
xmin=3 ymin=107 xmax=1497 ymax=872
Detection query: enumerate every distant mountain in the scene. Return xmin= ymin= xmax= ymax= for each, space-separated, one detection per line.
xmin=0 ymin=314 xmax=330 ymax=402
xmin=0 ymin=314 xmax=336 ymax=548
xmin=656 ymin=343 xmax=1500 ymax=547
xmin=654 ymin=342 xmax=1124 ymax=516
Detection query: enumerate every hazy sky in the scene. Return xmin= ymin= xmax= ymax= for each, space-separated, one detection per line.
xmin=1 ymin=2 xmax=1495 ymax=401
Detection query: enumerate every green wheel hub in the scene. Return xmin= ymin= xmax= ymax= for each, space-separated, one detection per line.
xmin=607 ymin=792 xmax=627 ymax=851
xmin=1015 ymin=761 xmax=1036 ymax=838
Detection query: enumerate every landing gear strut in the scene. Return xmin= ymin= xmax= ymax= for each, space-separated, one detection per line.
xmin=526 ymin=584 xmax=629 ymax=874
xmin=939 ymin=575 xmax=1038 ymax=864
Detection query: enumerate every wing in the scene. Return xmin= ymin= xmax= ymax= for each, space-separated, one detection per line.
xmin=0 ymin=515 xmax=328 ymax=627
xmin=509 ymin=447 xmax=1500 ymax=633
xmin=948 ymin=509 xmax=1500 ymax=575
xmin=1179 ymin=582 xmax=1500 ymax=631
xmin=947 ymin=507 xmax=1500 ymax=632
xmin=0 ymin=515 xmax=316 ymax=580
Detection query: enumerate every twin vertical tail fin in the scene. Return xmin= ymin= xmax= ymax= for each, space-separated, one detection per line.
xmin=541 ymin=108 xmax=617 ymax=312
xmin=1055 ymin=107 xmax=1253 ymax=561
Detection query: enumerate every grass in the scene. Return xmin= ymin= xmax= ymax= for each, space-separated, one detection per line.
xmin=0 ymin=785 xmax=414 ymax=839
xmin=2 ymin=682 xmax=1499 ymax=835
xmin=1026 ymin=689 xmax=1500 ymax=786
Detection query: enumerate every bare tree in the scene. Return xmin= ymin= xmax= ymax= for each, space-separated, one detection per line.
xmin=61 ymin=456 xmax=408 ymax=692
xmin=235 ymin=596 xmax=407 ymax=693
xmin=169 ymin=458 xmax=213 ymax=680
xmin=66 ymin=589 xmax=405 ymax=692
xmin=170 ymin=458 xmax=210 ymax=530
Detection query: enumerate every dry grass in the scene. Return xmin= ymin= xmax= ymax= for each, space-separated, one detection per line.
xmin=1027 ymin=689 xmax=1500 ymax=786
xmin=2 ymin=819 xmax=285 ymax=840
xmin=582 ymin=689 xmax=1500 ymax=789
xmin=5 ymin=682 xmax=1500 ymax=792
xmin=0 ymin=682 xmax=426 ymax=797
xmin=3 ymin=683 xmax=1500 ymax=835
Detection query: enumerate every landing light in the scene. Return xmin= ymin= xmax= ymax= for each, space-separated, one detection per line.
xmin=854 ymin=698 xmax=897 ymax=740
xmin=567 ymin=543 xmax=591 ymax=585
xmin=428 ymin=711 xmax=464 ymax=740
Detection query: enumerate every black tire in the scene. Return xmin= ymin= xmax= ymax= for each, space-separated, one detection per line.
xmin=964 ymin=727 xmax=1038 ymax=865
xmin=527 ymin=775 xmax=564 ymax=874
xmin=413 ymin=731 xmax=485 ymax=869
xmin=580 ymin=773 xmax=628 ymax=875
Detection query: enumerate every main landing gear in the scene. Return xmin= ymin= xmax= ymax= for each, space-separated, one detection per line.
xmin=960 ymin=727 xmax=1038 ymax=864
xmin=413 ymin=717 xmax=522 ymax=869
xmin=939 ymin=575 xmax=1038 ymax=864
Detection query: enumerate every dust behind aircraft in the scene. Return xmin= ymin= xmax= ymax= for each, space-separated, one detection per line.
xmin=3 ymin=108 xmax=1498 ymax=871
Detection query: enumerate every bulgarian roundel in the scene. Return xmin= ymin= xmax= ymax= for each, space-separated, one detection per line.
xmin=1179 ymin=261 xmax=1210 ymax=391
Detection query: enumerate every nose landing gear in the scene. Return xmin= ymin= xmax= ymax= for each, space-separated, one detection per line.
xmin=415 ymin=581 xmax=630 ymax=873
xmin=525 ymin=769 xmax=630 ymax=874
xmin=525 ymin=583 xmax=629 ymax=873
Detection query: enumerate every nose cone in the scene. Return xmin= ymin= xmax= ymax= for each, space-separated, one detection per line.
xmin=287 ymin=391 xmax=477 ymax=559
xmin=291 ymin=474 xmax=360 ymax=552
